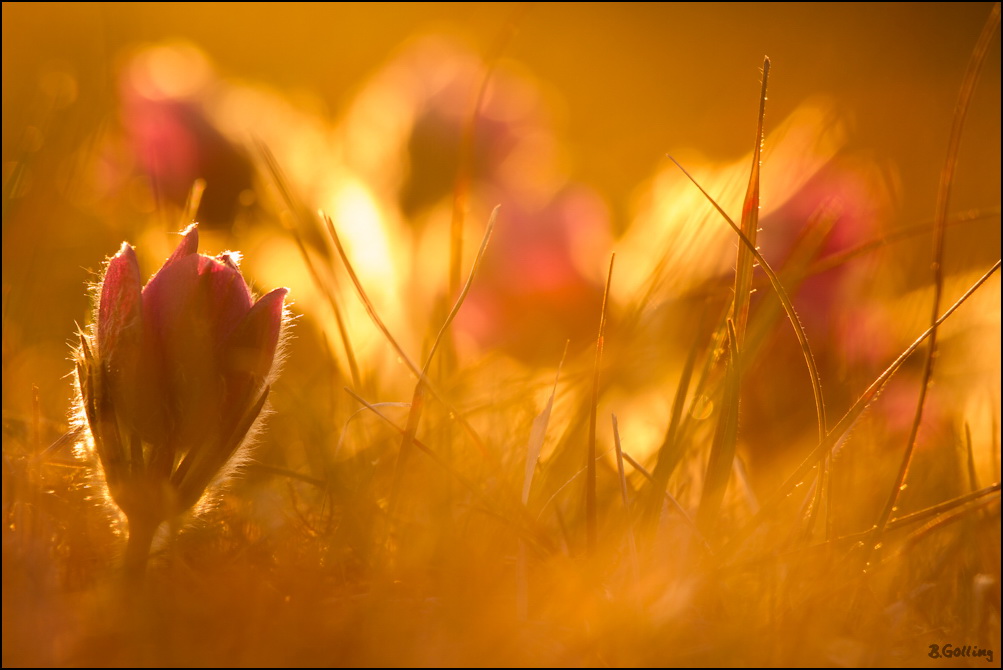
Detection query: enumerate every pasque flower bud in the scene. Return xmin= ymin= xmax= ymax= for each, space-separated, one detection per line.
xmin=76 ymin=224 xmax=287 ymax=572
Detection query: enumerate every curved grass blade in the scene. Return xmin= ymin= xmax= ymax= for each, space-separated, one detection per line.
xmin=669 ymin=157 xmax=828 ymax=451
xmin=872 ymin=1 xmax=1000 ymax=547
xmin=323 ymin=211 xmax=489 ymax=458
xmin=388 ymin=207 xmax=498 ymax=517
xmin=258 ymin=144 xmax=362 ymax=389
xmin=760 ymin=260 xmax=1000 ymax=520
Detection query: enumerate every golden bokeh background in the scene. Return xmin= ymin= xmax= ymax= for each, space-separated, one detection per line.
xmin=3 ymin=3 xmax=1000 ymax=667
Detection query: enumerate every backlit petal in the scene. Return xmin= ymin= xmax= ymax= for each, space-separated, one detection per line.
xmin=98 ymin=243 xmax=143 ymax=370
xmin=226 ymin=287 xmax=288 ymax=381
xmin=158 ymin=222 xmax=200 ymax=276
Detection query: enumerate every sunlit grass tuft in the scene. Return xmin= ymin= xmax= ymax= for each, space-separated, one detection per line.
xmin=2 ymin=7 xmax=1000 ymax=667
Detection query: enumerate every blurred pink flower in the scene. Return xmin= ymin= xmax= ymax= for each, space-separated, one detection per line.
xmin=757 ymin=160 xmax=885 ymax=336
xmin=371 ymin=41 xmax=611 ymax=362
xmin=458 ymin=185 xmax=609 ymax=363
xmin=117 ymin=47 xmax=254 ymax=228
xmin=76 ymin=224 xmax=287 ymax=570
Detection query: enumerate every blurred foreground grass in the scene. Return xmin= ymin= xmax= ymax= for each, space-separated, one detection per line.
xmin=3 ymin=3 xmax=1001 ymax=666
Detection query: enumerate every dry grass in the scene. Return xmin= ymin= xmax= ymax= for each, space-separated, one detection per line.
xmin=3 ymin=4 xmax=1001 ymax=667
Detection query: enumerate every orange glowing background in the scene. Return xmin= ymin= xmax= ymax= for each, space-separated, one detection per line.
xmin=3 ymin=3 xmax=1000 ymax=667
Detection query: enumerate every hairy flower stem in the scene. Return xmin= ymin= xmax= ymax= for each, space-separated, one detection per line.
xmin=123 ymin=514 xmax=162 ymax=577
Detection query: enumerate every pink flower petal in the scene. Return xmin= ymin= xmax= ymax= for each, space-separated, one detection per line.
xmin=141 ymin=253 xmax=220 ymax=447
xmin=142 ymin=253 xmax=204 ymax=340
xmin=196 ymin=254 xmax=253 ymax=340
xmin=161 ymin=223 xmax=200 ymax=272
xmin=98 ymin=243 xmax=142 ymax=368
xmin=143 ymin=253 xmax=251 ymax=346
xmin=226 ymin=287 xmax=288 ymax=382
xmin=140 ymin=245 xmax=264 ymax=453
xmin=97 ymin=243 xmax=168 ymax=447
xmin=83 ymin=224 xmax=289 ymax=529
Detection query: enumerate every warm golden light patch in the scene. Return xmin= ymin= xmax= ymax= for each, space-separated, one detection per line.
xmin=3 ymin=3 xmax=999 ymax=667
xmin=127 ymin=41 xmax=212 ymax=101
